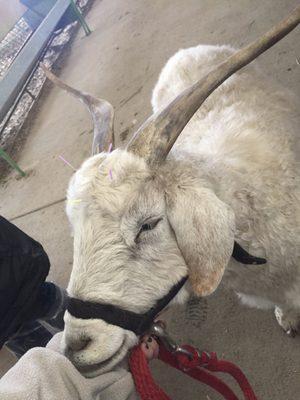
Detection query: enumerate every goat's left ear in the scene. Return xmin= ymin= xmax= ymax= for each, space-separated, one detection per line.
xmin=166 ymin=185 xmax=235 ymax=296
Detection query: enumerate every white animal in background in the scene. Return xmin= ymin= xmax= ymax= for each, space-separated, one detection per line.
xmin=43 ymin=8 xmax=300 ymax=377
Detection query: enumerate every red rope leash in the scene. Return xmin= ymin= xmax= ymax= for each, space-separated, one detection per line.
xmin=129 ymin=343 xmax=258 ymax=400
xmin=130 ymin=345 xmax=171 ymax=400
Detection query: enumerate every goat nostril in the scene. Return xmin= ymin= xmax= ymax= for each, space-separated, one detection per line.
xmin=67 ymin=337 xmax=91 ymax=352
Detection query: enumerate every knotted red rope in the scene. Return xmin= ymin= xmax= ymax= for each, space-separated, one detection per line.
xmin=129 ymin=343 xmax=258 ymax=400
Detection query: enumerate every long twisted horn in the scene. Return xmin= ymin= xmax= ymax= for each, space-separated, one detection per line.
xmin=41 ymin=64 xmax=114 ymax=155
xmin=127 ymin=6 xmax=300 ymax=166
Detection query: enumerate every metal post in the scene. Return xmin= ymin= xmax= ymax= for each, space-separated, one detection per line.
xmin=69 ymin=0 xmax=92 ymax=36
xmin=0 ymin=148 xmax=26 ymax=177
xmin=0 ymin=0 xmax=71 ymax=123
xmin=24 ymin=88 xmax=36 ymax=100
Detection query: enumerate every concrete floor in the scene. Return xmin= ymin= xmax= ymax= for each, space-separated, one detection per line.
xmin=0 ymin=0 xmax=300 ymax=398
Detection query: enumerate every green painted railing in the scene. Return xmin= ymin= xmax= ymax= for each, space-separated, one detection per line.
xmin=0 ymin=148 xmax=26 ymax=177
xmin=0 ymin=0 xmax=91 ymax=177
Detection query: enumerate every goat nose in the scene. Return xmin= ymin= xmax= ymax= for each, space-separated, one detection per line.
xmin=66 ymin=337 xmax=91 ymax=352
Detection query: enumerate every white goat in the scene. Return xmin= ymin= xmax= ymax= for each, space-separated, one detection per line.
xmin=43 ymin=9 xmax=300 ymax=377
xmin=152 ymin=44 xmax=300 ymax=329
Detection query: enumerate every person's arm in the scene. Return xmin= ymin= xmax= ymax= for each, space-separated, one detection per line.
xmin=0 ymin=216 xmax=51 ymax=349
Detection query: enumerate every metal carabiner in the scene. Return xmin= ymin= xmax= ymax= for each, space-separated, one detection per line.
xmin=150 ymin=320 xmax=194 ymax=360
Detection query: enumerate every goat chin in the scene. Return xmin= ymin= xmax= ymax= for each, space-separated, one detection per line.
xmin=75 ymin=335 xmax=132 ymax=378
xmin=61 ymin=312 xmax=137 ymax=375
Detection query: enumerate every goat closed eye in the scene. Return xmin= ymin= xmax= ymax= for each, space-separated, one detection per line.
xmin=135 ymin=218 xmax=163 ymax=242
xmin=141 ymin=223 xmax=153 ymax=232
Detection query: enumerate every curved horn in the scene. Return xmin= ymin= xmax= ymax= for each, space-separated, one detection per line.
xmin=41 ymin=64 xmax=114 ymax=155
xmin=127 ymin=6 xmax=300 ymax=166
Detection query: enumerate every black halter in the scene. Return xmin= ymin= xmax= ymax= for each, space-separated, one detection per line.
xmin=232 ymin=241 xmax=266 ymax=265
xmin=67 ymin=276 xmax=188 ymax=336
xmin=66 ymin=242 xmax=266 ymax=335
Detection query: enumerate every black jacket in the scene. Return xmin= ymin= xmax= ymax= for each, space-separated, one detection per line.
xmin=0 ymin=216 xmax=50 ymax=347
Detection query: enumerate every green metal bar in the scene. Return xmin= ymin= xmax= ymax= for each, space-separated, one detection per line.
xmin=0 ymin=148 xmax=26 ymax=177
xmin=69 ymin=0 xmax=92 ymax=36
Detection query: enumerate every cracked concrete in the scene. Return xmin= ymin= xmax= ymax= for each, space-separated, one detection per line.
xmin=0 ymin=1 xmax=299 ymax=398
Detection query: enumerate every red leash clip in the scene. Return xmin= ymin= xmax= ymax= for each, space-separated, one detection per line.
xmin=129 ymin=321 xmax=258 ymax=400
xmin=150 ymin=320 xmax=194 ymax=361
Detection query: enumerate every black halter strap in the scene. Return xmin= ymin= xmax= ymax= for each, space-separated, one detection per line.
xmin=66 ymin=243 xmax=266 ymax=336
xmin=232 ymin=241 xmax=266 ymax=265
xmin=66 ymin=276 xmax=188 ymax=336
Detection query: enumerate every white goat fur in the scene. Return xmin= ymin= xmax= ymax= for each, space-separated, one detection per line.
xmin=64 ymin=44 xmax=300 ymax=375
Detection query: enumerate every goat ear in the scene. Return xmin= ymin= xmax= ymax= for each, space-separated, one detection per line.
xmin=166 ymin=186 xmax=235 ymax=296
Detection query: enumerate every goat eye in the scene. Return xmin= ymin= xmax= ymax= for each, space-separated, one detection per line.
xmin=136 ymin=218 xmax=162 ymax=242
xmin=141 ymin=223 xmax=153 ymax=232
xmin=141 ymin=218 xmax=162 ymax=232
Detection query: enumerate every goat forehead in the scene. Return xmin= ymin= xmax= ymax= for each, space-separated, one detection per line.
xmin=66 ymin=150 xmax=153 ymax=220
xmin=75 ymin=150 xmax=150 ymax=192
xmin=68 ymin=177 xmax=163 ymax=235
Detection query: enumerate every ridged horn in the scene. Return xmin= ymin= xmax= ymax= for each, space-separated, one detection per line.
xmin=41 ymin=64 xmax=114 ymax=155
xmin=127 ymin=6 xmax=300 ymax=166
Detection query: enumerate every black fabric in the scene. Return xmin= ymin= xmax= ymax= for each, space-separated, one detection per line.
xmin=67 ymin=276 xmax=188 ymax=335
xmin=232 ymin=241 xmax=267 ymax=265
xmin=0 ymin=216 xmax=50 ymax=348
xmin=5 ymin=321 xmax=53 ymax=359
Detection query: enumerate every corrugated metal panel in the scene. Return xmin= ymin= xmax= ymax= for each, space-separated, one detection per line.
xmin=0 ymin=0 xmax=70 ymax=122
